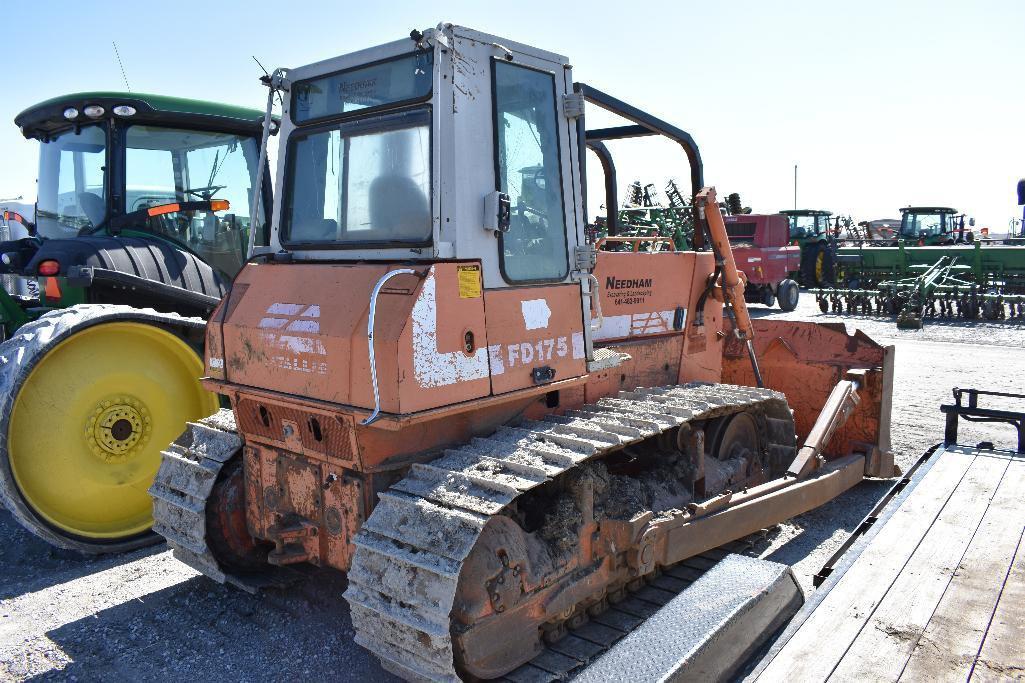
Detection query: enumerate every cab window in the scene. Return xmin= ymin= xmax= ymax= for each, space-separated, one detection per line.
xmin=124 ymin=125 xmax=263 ymax=279
xmin=493 ymin=61 xmax=569 ymax=283
xmin=35 ymin=125 xmax=107 ymax=238
xmin=282 ymin=109 xmax=432 ymax=247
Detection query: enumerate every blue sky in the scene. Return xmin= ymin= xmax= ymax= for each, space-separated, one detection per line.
xmin=3 ymin=0 xmax=1023 ymax=232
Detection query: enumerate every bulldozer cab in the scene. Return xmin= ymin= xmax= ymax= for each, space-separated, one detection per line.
xmin=226 ymin=24 xmax=721 ymax=414
xmin=18 ymin=93 xmax=273 ymax=280
xmin=269 ymin=30 xmax=583 ymax=290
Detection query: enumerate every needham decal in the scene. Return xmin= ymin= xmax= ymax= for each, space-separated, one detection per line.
xmin=605 ymin=274 xmax=653 ymax=306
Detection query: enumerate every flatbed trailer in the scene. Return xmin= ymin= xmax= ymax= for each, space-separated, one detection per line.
xmin=747 ymin=389 xmax=1025 ymax=682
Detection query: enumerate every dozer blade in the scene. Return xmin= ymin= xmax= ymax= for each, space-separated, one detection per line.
xmin=723 ymin=319 xmax=894 ymax=475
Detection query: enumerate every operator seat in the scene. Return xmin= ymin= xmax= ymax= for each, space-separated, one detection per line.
xmin=368 ymin=175 xmax=429 ymax=239
xmin=77 ymin=192 xmax=106 ymax=228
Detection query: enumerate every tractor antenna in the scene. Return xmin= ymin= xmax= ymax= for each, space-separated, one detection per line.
xmin=113 ymin=42 xmax=132 ymax=92
xmin=253 ymin=55 xmax=271 ymax=78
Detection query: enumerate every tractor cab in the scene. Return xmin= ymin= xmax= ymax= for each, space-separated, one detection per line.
xmin=898 ymin=206 xmax=972 ymax=245
xmin=781 ymin=209 xmax=836 ymax=286
xmin=7 ymin=93 xmax=273 ymax=318
xmin=781 ymin=209 xmax=832 ymax=244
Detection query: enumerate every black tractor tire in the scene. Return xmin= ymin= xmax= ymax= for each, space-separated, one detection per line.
xmin=799 ymin=242 xmax=820 ymax=287
xmin=816 ymin=244 xmax=837 ymax=287
xmin=777 ymin=279 xmax=800 ymax=312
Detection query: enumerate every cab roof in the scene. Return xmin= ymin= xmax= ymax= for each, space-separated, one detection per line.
xmin=780 ymin=209 xmax=832 ymax=217
xmin=15 ymin=91 xmax=268 ymax=140
xmin=900 ymin=206 xmax=958 ymax=214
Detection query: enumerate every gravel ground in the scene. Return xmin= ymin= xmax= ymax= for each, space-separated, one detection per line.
xmin=1 ymin=292 xmax=1022 ymax=680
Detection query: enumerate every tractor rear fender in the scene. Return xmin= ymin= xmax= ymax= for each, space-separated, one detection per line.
xmin=722 ymin=320 xmax=894 ymax=476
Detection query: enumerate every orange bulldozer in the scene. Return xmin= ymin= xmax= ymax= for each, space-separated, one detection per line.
xmin=150 ymin=24 xmax=894 ymax=681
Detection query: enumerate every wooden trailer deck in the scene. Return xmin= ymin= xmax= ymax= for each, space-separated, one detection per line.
xmin=750 ymin=442 xmax=1025 ymax=682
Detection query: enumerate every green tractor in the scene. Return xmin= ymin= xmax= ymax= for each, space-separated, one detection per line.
xmin=0 ymin=92 xmax=272 ymax=553
xmin=898 ymin=206 xmax=974 ymax=246
xmin=781 ymin=208 xmax=836 ymax=286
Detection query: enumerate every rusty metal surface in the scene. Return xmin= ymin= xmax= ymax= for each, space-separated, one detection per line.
xmin=149 ymin=410 xmax=305 ymax=592
xmin=723 ymin=319 xmax=891 ymax=462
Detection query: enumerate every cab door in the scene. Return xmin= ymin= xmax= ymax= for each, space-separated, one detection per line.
xmin=484 ymin=49 xmax=587 ymax=394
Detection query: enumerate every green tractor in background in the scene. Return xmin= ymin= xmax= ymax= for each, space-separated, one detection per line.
xmin=898 ymin=206 xmax=974 ymax=246
xmin=0 ymin=92 xmax=272 ymax=553
xmin=781 ymin=208 xmax=836 ymax=287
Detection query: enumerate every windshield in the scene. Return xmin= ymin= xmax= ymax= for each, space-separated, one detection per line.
xmin=125 ymin=125 xmax=263 ymax=279
xmin=282 ymin=108 xmax=431 ymax=247
xmin=901 ymin=212 xmax=945 ymax=237
xmin=789 ymin=215 xmax=819 ymax=237
xmin=36 ymin=125 xmax=107 ymax=239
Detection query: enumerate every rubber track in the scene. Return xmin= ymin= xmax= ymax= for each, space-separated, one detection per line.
xmin=344 ymin=383 xmax=795 ymax=682
xmin=0 ymin=304 xmax=206 ymax=554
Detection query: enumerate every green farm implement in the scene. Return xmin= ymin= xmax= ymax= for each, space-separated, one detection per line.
xmin=812 ymin=241 xmax=1025 ymax=326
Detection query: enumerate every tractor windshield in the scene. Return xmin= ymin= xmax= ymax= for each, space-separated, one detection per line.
xmin=789 ymin=215 xmax=818 ymax=238
xmin=35 ymin=125 xmax=108 ymax=239
xmin=901 ymin=212 xmax=945 ymax=238
xmin=124 ymin=125 xmax=263 ymax=278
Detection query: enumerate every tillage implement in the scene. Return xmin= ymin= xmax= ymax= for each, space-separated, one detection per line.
xmin=150 ymin=25 xmax=896 ymax=681
xmin=0 ymin=92 xmax=272 ymax=552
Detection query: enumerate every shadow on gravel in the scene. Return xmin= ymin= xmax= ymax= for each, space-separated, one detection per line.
xmin=31 ymin=568 xmax=396 ymax=682
xmin=759 ymin=478 xmax=893 ymax=568
xmin=0 ymin=510 xmax=164 ymax=600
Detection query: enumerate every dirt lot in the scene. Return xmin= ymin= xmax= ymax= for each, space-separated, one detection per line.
xmin=1 ymin=294 xmax=1022 ymax=681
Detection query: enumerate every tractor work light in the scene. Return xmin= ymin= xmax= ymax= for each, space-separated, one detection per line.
xmin=37 ymin=260 xmax=60 ymax=276
xmin=62 ymin=107 xmax=79 ymax=120
xmin=83 ymin=105 xmax=105 ymax=118
xmin=112 ymin=105 xmax=137 ymax=117
xmin=147 ymin=203 xmax=181 ymax=217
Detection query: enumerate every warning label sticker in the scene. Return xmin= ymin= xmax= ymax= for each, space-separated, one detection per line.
xmin=457 ymin=265 xmax=482 ymax=298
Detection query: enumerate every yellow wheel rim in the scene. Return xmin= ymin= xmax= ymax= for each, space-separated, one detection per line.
xmin=815 ymin=250 xmax=825 ymax=284
xmin=9 ymin=322 xmax=217 ymax=539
